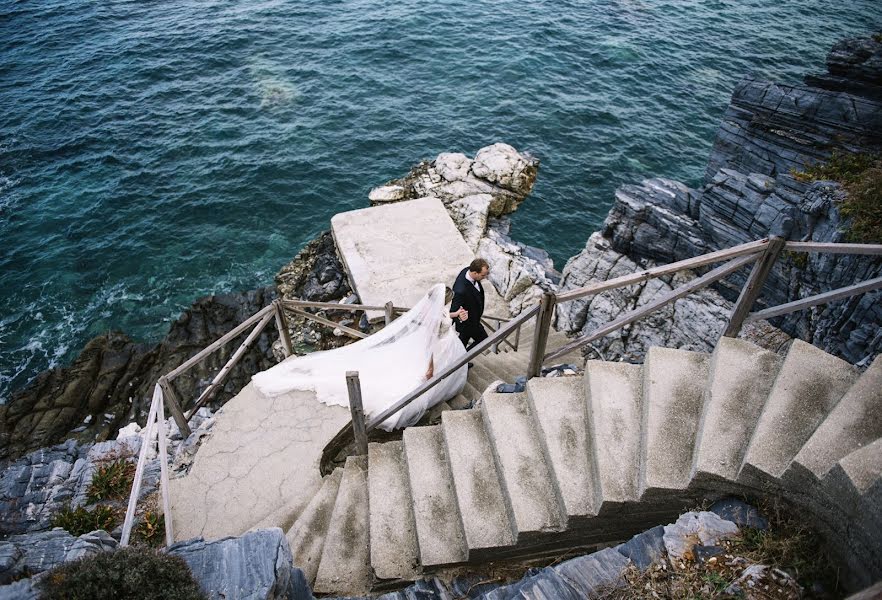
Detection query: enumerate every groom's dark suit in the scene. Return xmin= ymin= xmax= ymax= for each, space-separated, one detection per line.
xmin=451 ymin=267 xmax=488 ymax=350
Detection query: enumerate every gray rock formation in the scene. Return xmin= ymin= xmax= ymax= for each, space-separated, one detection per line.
xmin=275 ymin=231 xmax=351 ymax=303
xmin=805 ymin=34 xmax=882 ymax=100
xmin=0 ymin=528 xmax=117 ymax=584
xmin=169 ymin=528 xmax=313 ymax=600
xmin=368 ymin=143 xmax=539 ymax=218
xmin=0 ymin=408 xmax=214 ymax=536
xmin=560 ymin=32 xmax=882 ymax=366
xmin=1 ymin=287 xmax=277 ymax=462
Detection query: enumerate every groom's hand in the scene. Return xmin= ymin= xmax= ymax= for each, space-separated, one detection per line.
xmin=458 ymin=308 xmax=469 ymax=322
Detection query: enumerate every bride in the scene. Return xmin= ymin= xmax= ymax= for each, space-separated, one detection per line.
xmin=251 ymin=283 xmax=469 ymax=431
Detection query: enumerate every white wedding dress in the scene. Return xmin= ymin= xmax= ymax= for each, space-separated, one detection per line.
xmin=251 ymin=283 xmax=468 ymax=431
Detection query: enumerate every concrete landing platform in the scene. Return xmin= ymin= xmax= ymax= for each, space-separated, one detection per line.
xmin=168 ymin=381 xmax=350 ymax=542
xmin=331 ymin=197 xmax=507 ymax=317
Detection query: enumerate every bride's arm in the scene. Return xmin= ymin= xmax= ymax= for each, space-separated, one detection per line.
xmin=425 ymin=355 xmax=434 ymax=380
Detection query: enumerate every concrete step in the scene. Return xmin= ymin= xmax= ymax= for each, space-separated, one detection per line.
xmin=481 ymin=391 xmax=567 ymax=541
xmin=441 ymin=409 xmax=516 ymax=557
xmin=461 ymin=380 xmax=482 ymax=403
xmin=368 ymin=441 xmax=420 ymax=580
xmin=788 ymin=355 xmax=882 ymax=483
xmin=692 ymin=337 xmax=783 ymax=486
xmin=448 ymin=394 xmax=472 ymax=411
xmin=526 ymin=377 xmax=600 ymax=525
xmin=468 ymin=362 xmax=499 ymax=391
xmin=740 ymin=339 xmax=859 ymax=487
xmin=313 ymin=456 xmax=372 ymax=595
xmin=403 ymin=425 xmax=468 ymax=566
xmin=286 ymin=468 xmax=343 ymax=586
xmin=477 ymin=353 xmax=526 ymax=383
xmin=583 ymin=361 xmax=644 ymax=508
xmin=640 ymin=348 xmax=710 ymax=500
xmin=818 ymin=438 xmax=882 ymax=585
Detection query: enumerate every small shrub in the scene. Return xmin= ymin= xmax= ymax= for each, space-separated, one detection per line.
xmin=792 ymin=151 xmax=882 ymax=243
xmin=135 ymin=511 xmax=166 ymax=547
xmin=39 ymin=546 xmax=206 ymax=600
xmin=87 ymin=459 xmax=136 ymax=503
xmin=51 ymin=504 xmax=117 ymax=537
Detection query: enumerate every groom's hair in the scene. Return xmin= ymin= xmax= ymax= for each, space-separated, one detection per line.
xmin=469 ymin=258 xmax=489 ymax=273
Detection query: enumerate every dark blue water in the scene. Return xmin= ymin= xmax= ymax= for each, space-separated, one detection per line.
xmin=1 ymin=0 xmax=880 ymax=401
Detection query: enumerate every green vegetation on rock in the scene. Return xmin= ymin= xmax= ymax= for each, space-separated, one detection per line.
xmin=87 ymin=459 xmax=136 ymax=503
xmin=793 ymin=151 xmax=882 ymax=243
xmin=51 ymin=504 xmax=118 ymax=537
xmin=39 ymin=546 xmax=206 ymax=600
xmin=135 ymin=510 xmax=167 ymax=547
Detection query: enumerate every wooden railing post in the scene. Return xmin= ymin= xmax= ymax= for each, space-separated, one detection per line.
xmin=723 ymin=236 xmax=786 ymax=338
xmin=158 ymin=377 xmax=192 ymax=439
xmin=346 ymin=371 xmax=369 ymax=456
xmin=273 ymin=300 xmax=294 ymax=357
xmin=528 ymin=292 xmax=556 ymax=378
xmin=384 ymin=301 xmax=394 ymax=326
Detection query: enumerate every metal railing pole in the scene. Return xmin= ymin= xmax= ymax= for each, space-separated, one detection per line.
xmin=384 ymin=301 xmax=394 ymax=326
xmin=346 ymin=371 xmax=369 ymax=456
xmin=723 ymin=236 xmax=786 ymax=338
xmin=527 ymin=292 xmax=555 ymax=378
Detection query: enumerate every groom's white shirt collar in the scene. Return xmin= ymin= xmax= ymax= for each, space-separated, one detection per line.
xmin=465 ymin=271 xmax=481 ymax=290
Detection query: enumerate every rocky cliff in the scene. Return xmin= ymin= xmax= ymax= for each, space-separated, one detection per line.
xmin=558 ymin=32 xmax=882 ymax=366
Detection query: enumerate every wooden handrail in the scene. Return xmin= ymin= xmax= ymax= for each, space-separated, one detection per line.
xmin=544 ymin=253 xmax=758 ymax=363
xmin=165 ymin=304 xmax=275 ymax=382
xmin=365 ymin=305 xmax=540 ymax=431
xmin=784 ymin=241 xmax=882 ymax=255
xmin=320 ymin=304 xmax=540 ymax=473
xmin=745 ymin=276 xmax=882 ymax=324
xmin=185 ymin=311 xmax=275 ymax=419
xmin=288 ymin=306 xmax=367 ymax=339
xmin=555 ymin=239 xmax=768 ymax=303
xmin=282 ymin=299 xmax=410 ymax=312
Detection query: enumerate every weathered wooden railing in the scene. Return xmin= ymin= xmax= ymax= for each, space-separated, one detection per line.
xmin=123 ymin=237 xmax=882 ymax=545
xmin=323 ymin=237 xmax=882 ymax=474
xmin=120 ymin=290 xmax=515 ymax=545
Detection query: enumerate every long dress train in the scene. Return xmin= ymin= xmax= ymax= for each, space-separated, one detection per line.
xmin=251 ymin=283 xmax=468 ymax=431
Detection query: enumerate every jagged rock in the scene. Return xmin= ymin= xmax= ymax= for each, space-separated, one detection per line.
xmin=471 ymin=143 xmax=539 ymax=198
xmin=478 ymin=221 xmax=560 ymax=316
xmin=615 ymin=525 xmax=666 ymax=570
xmin=556 ymin=233 xmax=734 ymax=362
xmin=0 ymin=528 xmax=117 ymax=584
xmin=434 ymin=152 xmax=472 ymax=183
xmin=368 ymin=143 xmax=539 ymax=218
xmin=448 ymin=194 xmax=492 ymax=252
xmin=0 ymin=578 xmax=39 ymax=600
xmin=0 ymin=408 xmax=216 ymax=536
xmin=710 ymin=498 xmax=769 ymax=531
xmin=367 ymin=185 xmax=407 ymax=203
xmin=1 ymin=287 xmax=277 ymax=462
xmin=805 ymin=32 xmax=882 ymax=100
xmin=275 ymin=231 xmax=351 ymax=303
xmin=662 ymin=512 xmax=739 ymax=560
xmin=169 ymin=528 xmax=313 ymax=600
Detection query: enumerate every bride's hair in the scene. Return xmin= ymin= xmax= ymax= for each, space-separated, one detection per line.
xmin=444 ymin=286 xmax=454 ymax=304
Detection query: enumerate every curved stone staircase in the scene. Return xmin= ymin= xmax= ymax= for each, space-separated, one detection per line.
xmin=286 ymin=337 xmax=882 ymax=595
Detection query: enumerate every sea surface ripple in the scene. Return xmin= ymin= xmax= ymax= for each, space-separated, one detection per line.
xmin=1 ymin=0 xmax=880 ymax=401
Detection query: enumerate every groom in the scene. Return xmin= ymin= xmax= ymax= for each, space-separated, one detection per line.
xmin=451 ymin=258 xmax=490 ymax=350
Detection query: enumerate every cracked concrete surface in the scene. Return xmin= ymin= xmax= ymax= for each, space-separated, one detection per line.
xmin=169 ymin=381 xmax=350 ymax=541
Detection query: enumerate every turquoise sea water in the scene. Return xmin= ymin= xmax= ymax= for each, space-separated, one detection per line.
xmin=1 ymin=1 xmax=880 ymax=401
